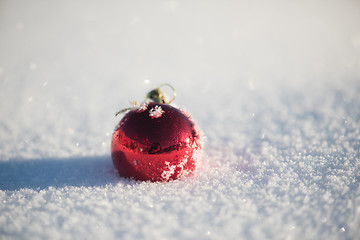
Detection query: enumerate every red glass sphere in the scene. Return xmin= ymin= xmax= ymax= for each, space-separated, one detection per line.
xmin=111 ymin=102 xmax=201 ymax=181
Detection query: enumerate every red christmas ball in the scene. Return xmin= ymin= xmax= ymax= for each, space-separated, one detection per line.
xmin=111 ymin=102 xmax=201 ymax=181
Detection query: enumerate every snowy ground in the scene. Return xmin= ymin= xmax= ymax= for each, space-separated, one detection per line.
xmin=1 ymin=0 xmax=360 ymax=239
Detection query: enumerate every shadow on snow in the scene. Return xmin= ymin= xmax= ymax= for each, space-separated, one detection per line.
xmin=0 ymin=156 xmax=122 ymax=191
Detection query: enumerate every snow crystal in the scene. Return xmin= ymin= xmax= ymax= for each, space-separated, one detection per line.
xmin=161 ymin=161 xmax=176 ymax=180
xmin=134 ymin=101 xmax=148 ymax=113
xmin=149 ymin=105 xmax=164 ymax=118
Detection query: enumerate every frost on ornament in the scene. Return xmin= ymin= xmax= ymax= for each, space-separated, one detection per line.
xmin=149 ymin=105 xmax=164 ymax=118
xmin=114 ymin=122 xmax=123 ymax=131
xmin=161 ymin=161 xmax=177 ymax=180
xmin=111 ymin=94 xmax=202 ymax=182
xmin=134 ymin=101 xmax=148 ymax=113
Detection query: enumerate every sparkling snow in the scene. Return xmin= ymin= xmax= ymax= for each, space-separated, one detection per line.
xmin=149 ymin=105 xmax=165 ymax=118
xmin=1 ymin=0 xmax=360 ymax=240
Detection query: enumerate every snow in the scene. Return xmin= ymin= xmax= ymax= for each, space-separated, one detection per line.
xmin=161 ymin=161 xmax=177 ymax=180
xmin=136 ymin=102 xmax=149 ymax=113
xmin=1 ymin=0 xmax=360 ymax=239
xmin=149 ymin=105 xmax=165 ymax=118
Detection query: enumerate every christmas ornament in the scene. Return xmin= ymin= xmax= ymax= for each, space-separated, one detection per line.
xmin=111 ymin=84 xmax=202 ymax=181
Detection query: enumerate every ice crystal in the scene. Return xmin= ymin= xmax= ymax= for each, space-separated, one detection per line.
xmin=149 ymin=105 xmax=164 ymax=118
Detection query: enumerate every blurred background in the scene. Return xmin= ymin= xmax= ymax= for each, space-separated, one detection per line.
xmin=0 ymin=0 xmax=359 ymax=160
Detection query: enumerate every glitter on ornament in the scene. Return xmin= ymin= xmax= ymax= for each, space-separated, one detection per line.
xmin=111 ymin=84 xmax=202 ymax=182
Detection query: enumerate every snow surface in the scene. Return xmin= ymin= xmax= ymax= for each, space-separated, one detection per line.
xmin=1 ymin=0 xmax=360 ymax=239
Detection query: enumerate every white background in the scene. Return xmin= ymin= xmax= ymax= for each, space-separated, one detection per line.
xmin=1 ymin=0 xmax=360 ymax=239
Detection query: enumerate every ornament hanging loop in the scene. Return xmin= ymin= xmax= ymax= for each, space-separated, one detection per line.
xmin=115 ymin=84 xmax=176 ymax=117
xmin=146 ymin=83 xmax=176 ymax=104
